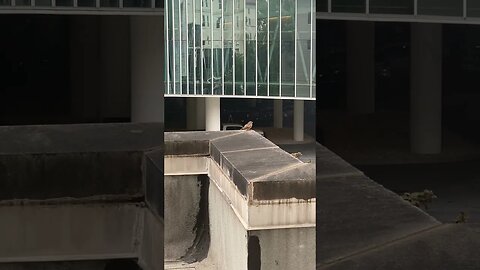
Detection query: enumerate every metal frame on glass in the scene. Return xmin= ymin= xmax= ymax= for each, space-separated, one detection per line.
xmin=166 ymin=0 xmax=316 ymax=100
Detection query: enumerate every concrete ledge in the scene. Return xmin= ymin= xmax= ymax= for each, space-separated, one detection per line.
xmin=322 ymin=224 xmax=480 ymax=270
xmin=0 ymin=204 xmax=142 ymax=262
xmin=0 ymin=123 xmax=164 ymax=268
xmin=317 ymin=143 xmax=443 ymax=268
xmin=0 ymin=123 xmax=163 ymax=201
xmin=166 ymin=131 xmax=316 ymax=269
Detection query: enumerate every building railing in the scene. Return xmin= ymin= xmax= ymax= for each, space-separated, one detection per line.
xmin=0 ymin=0 xmax=164 ymax=13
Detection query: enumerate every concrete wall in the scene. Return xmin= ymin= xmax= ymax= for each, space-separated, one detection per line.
xmin=164 ymin=175 xmax=202 ymax=260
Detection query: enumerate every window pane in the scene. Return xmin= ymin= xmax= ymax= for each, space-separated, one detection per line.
xmin=100 ymin=0 xmax=118 ymax=7
xmin=234 ymin=0 xmax=245 ymax=95
xmin=36 ymin=0 xmax=52 ymax=6
xmin=257 ymin=0 xmax=268 ymax=96
xmin=318 ymin=0 xmax=328 ymax=12
xmin=246 ymin=0 xmax=257 ymax=96
xmin=78 ymin=0 xmax=96 ymax=7
xmin=281 ymin=0 xmax=295 ymax=97
xmin=16 ymin=0 xmax=31 ymax=6
xmin=124 ymin=0 xmax=150 ymax=8
xmin=468 ymin=1 xmax=480 ymax=17
xmin=269 ymin=0 xmax=280 ymax=97
xmin=181 ymin=1 xmax=189 ymax=95
xmin=332 ymin=0 xmax=365 ymax=13
xmin=155 ymin=0 xmax=162 ymax=8
xmin=56 ymin=0 xmax=73 ymax=6
xmin=418 ymin=0 xmax=462 ymax=16
xmin=224 ymin=0 xmax=234 ymax=95
xmin=370 ymin=0 xmax=414 ymax=14
xmin=202 ymin=0 xmax=213 ymax=95
xmin=296 ymin=0 xmax=311 ymax=98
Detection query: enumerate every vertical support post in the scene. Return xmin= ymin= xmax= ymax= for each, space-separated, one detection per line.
xmin=206 ymin=97 xmax=221 ymax=131
xmin=294 ymin=100 xmax=304 ymax=141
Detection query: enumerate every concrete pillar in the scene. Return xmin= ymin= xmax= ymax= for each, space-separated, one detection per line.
xmin=410 ymin=23 xmax=442 ymax=154
xmin=274 ymin=99 xmax=283 ymax=128
xmin=130 ymin=16 xmax=164 ymax=123
xmin=294 ymin=100 xmax=304 ymax=142
xmin=186 ymin=98 xmax=196 ymax=130
xmin=346 ymin=21 xmax=375 ymax=114
xmin=100 ymin=16 xmax=130 ymax=121
xmin=206 ymin=97 xmax=221 ymax=131
xmin=69 ymin=16 xmax=101 ymax=121
xmin=196 ymin=97 xmax=206 ymax=130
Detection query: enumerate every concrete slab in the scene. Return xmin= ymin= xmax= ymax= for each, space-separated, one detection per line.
xmin=221 ymin=147 xmax=301 ymax=196
xmin=317 ymin=144 xmax=440 ymax=266
xmin=322 ymin=224 xmax=480 ymax=270
xmin=0 ymin=123 xmax=163 ymax=154
xmin=0 ymin=123 xmax=163 ymax=201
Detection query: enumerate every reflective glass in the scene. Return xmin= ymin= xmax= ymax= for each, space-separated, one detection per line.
xmin=269 ymin=0 xmax=280 ymax=96
xmin=195 ymin=0 xmax=202 ymax=94
xmin=281 ymin=0 xmax=295 ymax=97
xmin=181 ymin=1 xmax=189 ymax=94
xmin=124 ymin=0 xmax=150 ymax=8
xmin=296 ymin=0 xmax=311 ymax=98
xmin=223 ymin=0 xmax=233 ymax=95
xmin=370 ymin=0 xmax=414 ymax=14
xmin=467 ymin=1 xmax=480 ymax=17
xmin=318 ymin=0 xmax=328 ymax=12
xmin=202 ymin=0 xmax=213 ymax=95
xmin=332 ymin=0 xmax=365 ymax=13
xmin=56 ymin=0 xmax=73 ymax=6
xmin=246 ymin=0 xmax=257 ymax=96
xmin=36 ymin=0 xmax=52 ymax=6
xmin=418 ymin=0 xmax=462 ymax=16
xmin=16 ymin=0 xmax=31 ymax=5
xmin=100 ymin=0 xmax=118 ymax=7
xmin=188 ymin=0 xmax=195 ymax=94
xmin=257 ymin=0 xmax=268 ymax=97
xmin=234 ymin=0 xmax=245 ymax=95
xmin=212 ymin=0 xmax=222 ymax=95
xmin=78 ymin=0 xmax=96 ymax=7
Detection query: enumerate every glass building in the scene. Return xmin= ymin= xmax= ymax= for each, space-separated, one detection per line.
xmin=165 ymin=0 xmax=316 ymax=100
xmin=317 ymin=0 xmax=480 ymax=19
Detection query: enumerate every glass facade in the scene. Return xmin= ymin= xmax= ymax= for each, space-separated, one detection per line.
xmin=166 ymin=0 xmax=316 ymax=99
xmin=317 ymin=0 xmax=480 ymax=18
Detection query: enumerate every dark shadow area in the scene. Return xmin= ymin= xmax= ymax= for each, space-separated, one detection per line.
xmin=0 ymin=14 xmax=131 ymax=126
xmin=317 ymin=19 xmax=480 ymax=223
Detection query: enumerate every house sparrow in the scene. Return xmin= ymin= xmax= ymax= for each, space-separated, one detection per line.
xmin=291 ymin=152 xmax=302 ymax=158
xmin=241 ymin=121 xmax=253 ymax=131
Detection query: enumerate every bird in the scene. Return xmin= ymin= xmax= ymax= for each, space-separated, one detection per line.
xmin=241 ymin=121 xmax=253 ymax=131
xmin=291 ymin=152 xmax=302 ymax=158
xmin=455 ymin=211 xmax=467 ymax=223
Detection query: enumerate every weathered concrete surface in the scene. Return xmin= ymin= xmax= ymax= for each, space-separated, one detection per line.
xmin=251 ymin=227 xmax=316 ymax=270
xmin=323 ymin=224 xmax=480 ymax=270
xmin=317 ymin=142 xmax=480 ymax=269
xmin=0 ymin=123 xmax=163 ymax=269
xmin=164 ymin=175 xmax=202 ymax=260
xmin=166 ymin=131 xmax=315 ymax=269
xmin=206 ymin=180 xmax=248 ymax=270
xmin=317 ymin=143 xmax=440 ymax=267
xmin=0 ymin=204 xmax=141 ymax=262
xmin=138 ymin=210 xmax=164 ymax=270
xmin=0 ymin=123 xmax=163 ymax=201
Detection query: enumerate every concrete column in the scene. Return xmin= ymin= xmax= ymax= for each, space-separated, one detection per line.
xmin=130 ymin=16 xmax=164 ymax=123
xmin=346 ymin=21 xmax=375 ymax=114
xmin=294 ymin=100 xmax=304 ymax=142
xmin=196 ymin=97 xmax=206 ymax=130
xmin=274 ymin=99 xmax=283 ymax=128
xmin=100 ymin=16 xmax=130 ymax=121
xmin=186 ymin=97 xmax=196 ymax=130
xmin=410 ymin=23 xmax=442 ymax=154
xmin=206 ymin=97 xmax=221 ymax=131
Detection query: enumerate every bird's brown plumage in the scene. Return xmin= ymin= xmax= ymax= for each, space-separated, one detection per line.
xmin=241 ymin=121 xmax=253 ymax=131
